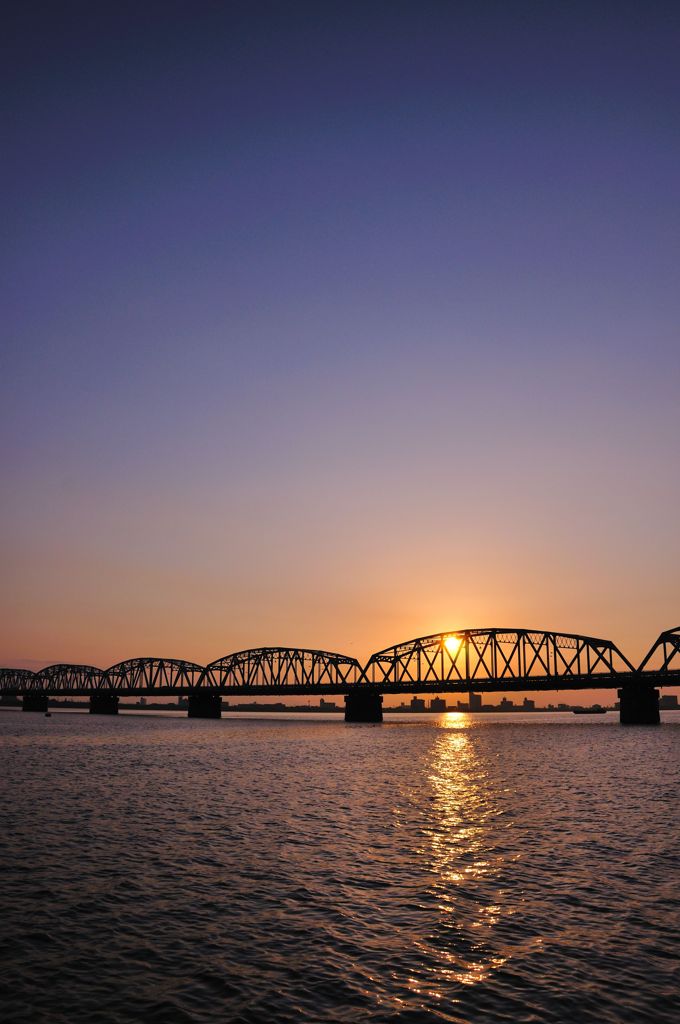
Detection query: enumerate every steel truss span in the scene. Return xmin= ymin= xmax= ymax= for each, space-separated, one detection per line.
xmin=637 ymin=626 xmax=680 ymax=675
xmin=107 ymin=658 xmax=205 ymax=693
xmin=362 ymin=628 xmax=638 ymax=693
xmin=202 ymin=647 xmax=364 ymax=693
xmin=0 ymin=669 xmax=38 ymax=692
xmin=35 ymin=664 xmax=108 ymax=693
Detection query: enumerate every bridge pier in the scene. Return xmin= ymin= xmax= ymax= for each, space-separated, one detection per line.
xmin=22 ymin=693 xmax=48 ymax=712
xmin=89 ymin=691 xmax=119 ymax=715
xmin=618 ymin=684 xmax=660 ymax=725
xmin=345 ymin=688 xmax=383 ymax=723
xmin=187 ymin=689 xmax=222 ymax=719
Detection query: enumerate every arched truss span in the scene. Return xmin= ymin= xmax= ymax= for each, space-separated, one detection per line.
xmin=202 ymin=647 xmax=363 ymax=691
xmin=0 ymin=668 xmax=36 ymax=693
xmin=34 ymin=664 xmax=109 ymax=692
xmin=363 ymin=628 xmax=635 ymax=688
xmin=637 ymin=627 xmax=680 ymax=675
xmin=106 ymin=658 xmax=205 ymax=692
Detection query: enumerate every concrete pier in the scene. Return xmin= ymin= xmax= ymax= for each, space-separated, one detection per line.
xmin=22 ymin=693 xmax=48 ymax=712
xmin=89 ymin=691 xmax=119 ymax=715
xmin=618 ymin=684 xmax=660 ymax=725
xmin=345 ymin=688 xmax=383 ymax=723
xmin=187 ymin=689 xmax=222 ymax=718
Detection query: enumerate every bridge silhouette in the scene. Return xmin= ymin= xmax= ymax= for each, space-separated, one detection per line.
xmin=1 ymin=626 xmax=678 ymax=724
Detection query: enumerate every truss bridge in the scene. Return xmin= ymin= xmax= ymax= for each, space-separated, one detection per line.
xmin=1 ymin=626 xmax=677 ymax=724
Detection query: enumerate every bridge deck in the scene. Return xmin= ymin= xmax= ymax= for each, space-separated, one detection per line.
xmin=2 ymin=669 xmax=678 ymax=699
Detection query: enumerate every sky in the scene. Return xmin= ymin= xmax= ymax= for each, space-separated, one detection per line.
xmin=1 ymin=1 xmax=679 ymax=696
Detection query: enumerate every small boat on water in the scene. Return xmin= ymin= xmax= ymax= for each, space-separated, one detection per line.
xmin=44 ymin=712 xmax=51 ymax=718
xmin=572 ymin=707 xmax=606 ymax=714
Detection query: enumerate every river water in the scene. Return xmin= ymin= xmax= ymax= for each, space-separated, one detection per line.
xmin=1 ymin=710 xmax=678 ymax=1023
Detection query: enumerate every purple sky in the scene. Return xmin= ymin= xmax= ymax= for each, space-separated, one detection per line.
xmin=2 ymin=2 xmax=679 ymax=689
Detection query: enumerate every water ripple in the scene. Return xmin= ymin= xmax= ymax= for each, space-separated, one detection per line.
xmin=1 ymin=712 xmax=679 ymax=1022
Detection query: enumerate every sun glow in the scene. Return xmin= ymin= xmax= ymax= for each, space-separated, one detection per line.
xmin=443 ymin=635 xmax=462 ymax=656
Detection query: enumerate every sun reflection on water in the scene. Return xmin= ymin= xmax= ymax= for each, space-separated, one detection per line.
xmin=411 ymin=725 xmax=532 ymax=993
xmin=438 ymin=711 xmax=471 ymax=729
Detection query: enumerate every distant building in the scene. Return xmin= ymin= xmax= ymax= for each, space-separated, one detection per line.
xmin=429 ymin=697 xmax=447 ymax=712
xmin=469 ymin=692 xmax=482 ymax=712
xmin=659 ymin=694 xmax=679 ymax=710
xmin=522 ymin=698 xmax=535 ymax=711
xmin=499 ymin=698 xmax=515 ymax=711
xmin=410 ymin=697 xmax=426 ymax=712
xmin=319 ymin=698 xmax=338 ymax=711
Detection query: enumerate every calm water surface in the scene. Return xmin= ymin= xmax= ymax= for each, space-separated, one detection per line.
xmin=1 ymin=711 xmax=678 ymax=1023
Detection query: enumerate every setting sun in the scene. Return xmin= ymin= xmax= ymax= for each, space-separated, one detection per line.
xmin=443 ymin=635 xmax=462 ymax=656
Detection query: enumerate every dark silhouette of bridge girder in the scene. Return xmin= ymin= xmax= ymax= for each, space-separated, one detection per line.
xmin=362 ymin=628 xmax=636 ymax=692
xmin=201 ymin=647 xmax=364 ymax=692
xmin=637 ymin=626 xmax=680 ymax=676
xmin=106 ymin=658 xmax=205 ymax=693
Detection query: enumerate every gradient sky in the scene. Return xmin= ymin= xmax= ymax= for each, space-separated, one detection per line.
xmin=2 ymin=2 xmax=679 ymax=694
